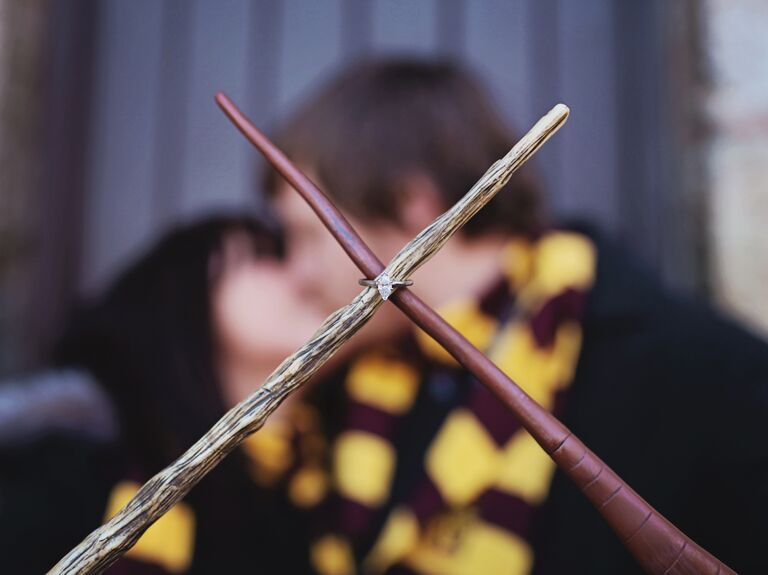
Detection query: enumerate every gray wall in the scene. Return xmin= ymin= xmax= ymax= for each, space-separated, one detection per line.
xmin=78 ymin=0 xmax=691 ymax=295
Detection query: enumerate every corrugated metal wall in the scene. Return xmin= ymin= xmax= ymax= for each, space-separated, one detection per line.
xmin=78 ymin=0 xmax=691 ymax=295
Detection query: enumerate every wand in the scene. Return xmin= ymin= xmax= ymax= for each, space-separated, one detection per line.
xmin=48 ymin=95 xmax=567 ymax=574
xmin=216 ymin=93 xmax=735 ymax=575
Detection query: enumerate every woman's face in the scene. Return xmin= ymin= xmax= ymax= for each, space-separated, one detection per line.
xmin=210 ymin=230 xmax=327 ymax=400
xmin=210 ymin=200 xmax=413 ymax=405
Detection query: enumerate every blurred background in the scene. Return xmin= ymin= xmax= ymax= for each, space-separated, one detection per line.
xmin=0 ymin=0 xmax=766 ymax=377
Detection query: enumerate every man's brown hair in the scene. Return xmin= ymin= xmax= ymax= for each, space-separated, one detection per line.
xmin=265 ymin=58 xmax=543 ymax=237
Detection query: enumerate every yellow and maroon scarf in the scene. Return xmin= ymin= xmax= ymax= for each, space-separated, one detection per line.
xmin=247 ymin=230 xmax=596 ymax=575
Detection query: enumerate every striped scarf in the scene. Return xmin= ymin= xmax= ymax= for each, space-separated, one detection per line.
xmin=244 ymin=230 xmax=596 ymax=575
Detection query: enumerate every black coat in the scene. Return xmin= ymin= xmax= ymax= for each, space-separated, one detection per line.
xmin=530 ymin=229 xmax=768 ymax=574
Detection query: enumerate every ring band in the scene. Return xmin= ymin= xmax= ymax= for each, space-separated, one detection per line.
xmin=358 ymin=272 xmax=413 ymax=301
xmin=357 ymin=279 xmax=414 ymax=287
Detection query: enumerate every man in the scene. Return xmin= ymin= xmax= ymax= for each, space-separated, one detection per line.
xmin=253 ymin=58 xmax=768 ymax=574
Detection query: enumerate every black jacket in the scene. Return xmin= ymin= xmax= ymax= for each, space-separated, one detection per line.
xmin=530 ymin=229 xmax=768 ymax=574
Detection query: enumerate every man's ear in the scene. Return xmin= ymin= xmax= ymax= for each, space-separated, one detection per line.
xmin=396 ymin=172 xmax=445 ymax=235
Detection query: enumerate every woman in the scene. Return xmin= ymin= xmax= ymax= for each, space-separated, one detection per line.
xmin=1 ymin=214 xmax=326 ymax=573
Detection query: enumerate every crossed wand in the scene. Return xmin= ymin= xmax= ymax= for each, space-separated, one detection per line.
xmin=49 ymin=94 xmax=736 ymax=575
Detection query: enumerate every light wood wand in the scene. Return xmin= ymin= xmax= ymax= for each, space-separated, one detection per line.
xmin=48 ymin=97 xmax=568 ymax=574
xmin=216 ymin=93 xmax=736 ymax=575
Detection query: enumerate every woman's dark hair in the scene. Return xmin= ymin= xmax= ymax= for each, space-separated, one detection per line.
xmin=265 ymin=57 xmax=544 ymax=237
xmin=54 ymin=214 xmax=283 ymax=472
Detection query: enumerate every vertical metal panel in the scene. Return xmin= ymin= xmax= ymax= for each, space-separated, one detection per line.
xmin=180 ymin=0 xmax=253 ymax=219
xmin=80 ymin=0 xmax=164 ymax=292
xmin=246 ymin=0 xmax=282 ymax=127
xmin=464 ymin=0 xmax=531 ymax=128
xmin=436 ymin=0 xmax=465 ymax=58
xmin=341 ymin=0 xmax=373 ymax=60
xmin=245 ymin=0 xmax=283 ymax=208
xmin=276 ymin=0 xmax=343 ymax=115
xmin=527 ymin=0 xmax=562 ymax=208
xmin=555 ymin=0 xmax=619 ymax=226
xmin=615 ymin=0 xmax=665 ymax=272
xmin=372 ymin=0 xmax=437 ymax=54
xmin=152 ymin=0 xmax=194 ymax=228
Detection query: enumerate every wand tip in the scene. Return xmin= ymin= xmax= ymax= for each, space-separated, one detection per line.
xmin=214 ymin=91 xmax=230 ymax=108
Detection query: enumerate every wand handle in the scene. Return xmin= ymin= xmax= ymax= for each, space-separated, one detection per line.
xmin=217 ymin=92 xmax=735 ymax=575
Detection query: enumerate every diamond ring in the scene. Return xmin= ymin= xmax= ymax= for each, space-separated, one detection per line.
xmin=358 ymin=273 xmax=413 ymax=301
